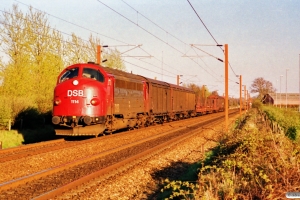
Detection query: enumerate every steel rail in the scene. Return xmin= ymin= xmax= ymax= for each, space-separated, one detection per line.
xmin=34 ymin=113 xmax=236 ymax=200
xmin=0 ymin=139 xmax=65 ymax=155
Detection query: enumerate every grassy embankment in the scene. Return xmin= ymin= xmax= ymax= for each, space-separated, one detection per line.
xmin=0 ymin=130 xmax=24 ymax=149
xmin=161 ymin=107 xmax=300 ymax=199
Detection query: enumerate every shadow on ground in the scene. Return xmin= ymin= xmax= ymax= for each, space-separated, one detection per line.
xmin=12 ymin=107 xmax=94 ymax=144
xmin=146 ymin=160 xmax=199 ymax=199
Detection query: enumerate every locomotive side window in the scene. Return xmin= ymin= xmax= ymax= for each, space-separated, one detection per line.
xmin=59 ymin=67 xmax=79 ymax=83
xmin=82 ymin=68 xmax=104 ymax=82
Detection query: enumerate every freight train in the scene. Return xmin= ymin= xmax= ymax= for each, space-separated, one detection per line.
xmin=52 ymin=62 xmax=224 ymax=136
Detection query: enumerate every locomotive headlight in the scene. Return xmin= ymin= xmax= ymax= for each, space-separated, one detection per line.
xmin=52 ymin=116 xmax=61 ymax=125
xmin=54 ymin=99 xmax=61 ymax=105
xmin=90 ymin=98 xmax=100 ymax=106
xmin=83 ymin=116 xmax=92 ymax=125
xmin=73 ymin=80 xmax=79 ymax=85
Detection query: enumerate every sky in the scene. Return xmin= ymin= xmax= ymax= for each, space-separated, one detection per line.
xmin=2 ymin=0 xmax=300 ymax=98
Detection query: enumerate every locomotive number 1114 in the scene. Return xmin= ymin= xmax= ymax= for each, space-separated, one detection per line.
xmin=71 ymin=99 xmax=79 ymax=104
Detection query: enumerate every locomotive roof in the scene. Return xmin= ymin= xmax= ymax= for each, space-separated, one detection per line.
xmin=139 ymin=76 xmax=169 ymax=87
xmin=92 ymin=63 xmax=194 ymax=93
xmin=140 ymin=76 xmax=194 ymax=92
xmin=101 ymin=66 xmax=146 ymax=82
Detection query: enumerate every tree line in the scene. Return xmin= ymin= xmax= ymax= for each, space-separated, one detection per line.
xmin=0 ymin=5 xmax=125 ymax=122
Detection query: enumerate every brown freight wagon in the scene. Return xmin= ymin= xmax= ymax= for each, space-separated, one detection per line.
xmin=142 ymin=77 xmax=196 ymax=123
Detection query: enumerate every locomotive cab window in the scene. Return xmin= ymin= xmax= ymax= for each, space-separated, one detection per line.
xmin=82 ymin=68 xmax=104 ymax=82
xmin=59 ymin=67 xmax=79 ymax=83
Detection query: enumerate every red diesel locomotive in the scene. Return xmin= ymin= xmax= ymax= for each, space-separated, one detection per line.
xmin=52 ymin=62 xmax=197 ymax=136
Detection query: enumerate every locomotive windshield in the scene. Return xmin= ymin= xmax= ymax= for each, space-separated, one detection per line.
xmin=82 ymin=67 xmax=105 ymax=82
xmin=59 ymin=67 xmax=79 ymax=83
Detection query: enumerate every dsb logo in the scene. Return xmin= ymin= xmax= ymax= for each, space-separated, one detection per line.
xmin=67 ymin=90 xmax=84 ymax=97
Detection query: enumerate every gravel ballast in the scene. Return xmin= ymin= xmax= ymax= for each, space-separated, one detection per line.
xmin=57 ymin=114 xmax=240 ymax=200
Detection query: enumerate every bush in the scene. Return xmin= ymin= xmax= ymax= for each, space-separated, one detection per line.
xmin=21 ymin=125 xmax=56 ymax=144
xmin=251 ymin=99 xmax=263 ymax=109
xmin=13 ymin=107 xmax=45 ymax=130
xmin=11 ymin=96 xmax=38 ymax=120
xmin=11 ymin=107 xmax=56 ymax=144
xmin=0 ymin=130 xmax=24 ymax=149
xmin=0 ymin=95 xmax=39 ymax=128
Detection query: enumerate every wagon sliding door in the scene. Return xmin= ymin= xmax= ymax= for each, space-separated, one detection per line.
xmin=151 ymin=84 xmax=167 ymax=114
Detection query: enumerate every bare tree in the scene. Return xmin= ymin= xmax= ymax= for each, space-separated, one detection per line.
xmin=250 ymin=77 xmax=275 ymax=99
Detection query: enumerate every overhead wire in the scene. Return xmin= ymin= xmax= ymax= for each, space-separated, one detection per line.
xmin=123 ymin=60 xmax=175 ymax=78
xmin=121 ymin=0 xmax=227 ymax=80
xmin=96 ymin=0 xmax=184 ymax=55
xmin=8 ymin=0 xmax=227 ymax=84
xmin=127 ymin=55 xmax=177 ymax=77
xmin=121 ymin=0 xmax=211 ymax=78
xmin=0 ymin=19 xmax=93 ymax=51
xmin=13 ymin=0 xmax=224 ymax=82
xmin=121 ymin=0 xmax=187 ymax=46
xmin=191 ymin=47 xmax=222 ymax=79
xmin=186 ymin=0 xmax=238 ymax=77
xmin=96 ymin=0 xmax=222 ymax=81
xmin=97 ymin=0 xmax=223 ymax=78
xmin=14 ymin=0 xmax=131 ymax=46
xmin=0 ymin=8 xmax=103 ymax=53
xmin=122 ymin=0 xmax=225 ymax=68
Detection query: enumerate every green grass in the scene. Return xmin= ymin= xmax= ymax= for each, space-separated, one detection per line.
xmin=0 ymin=130 xmax=24 ymax=149
xmin=263 ymin=106 xmax=300 ymax=141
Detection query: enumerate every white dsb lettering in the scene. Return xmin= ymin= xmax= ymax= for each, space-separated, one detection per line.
xmin=67 ymin=90 xmax=84 ymax=97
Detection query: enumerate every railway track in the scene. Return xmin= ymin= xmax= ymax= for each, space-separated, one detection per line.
xmin=0 ymin=139 xmax=65 ymax=160
xmin=0 ymin=110 xmax=231 ymax=162
xmin=53 ymin=116 xmax=232 ymax=200
xmin=0 ymin=109 xmax=240 ymax=199
xmin=0 ymin=112 xmax=226 ymax=185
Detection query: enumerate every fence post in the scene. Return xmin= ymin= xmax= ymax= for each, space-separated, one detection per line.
xmin=8 ymin=119 xmax=11 ymax=131
xmin=0 ymin=141 xmax=2 ymax=149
